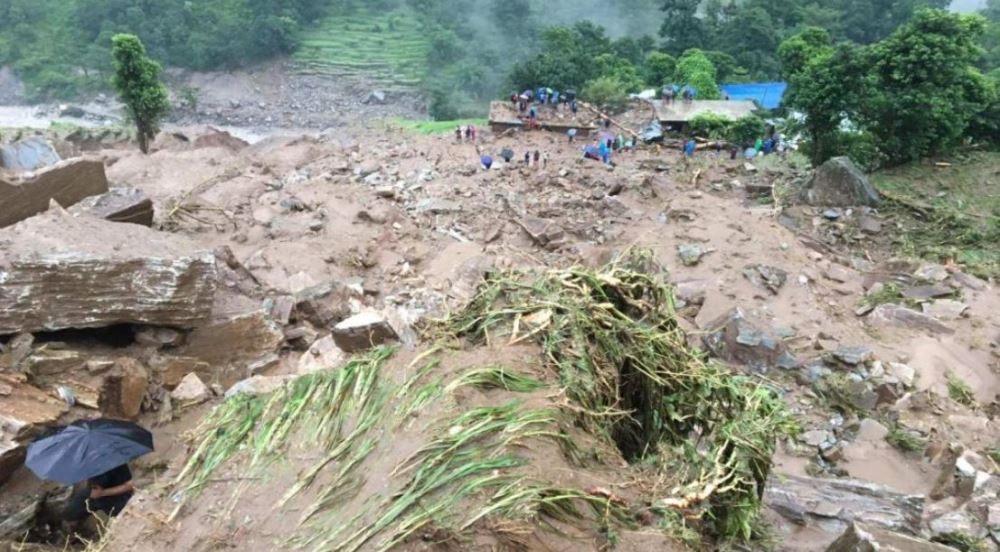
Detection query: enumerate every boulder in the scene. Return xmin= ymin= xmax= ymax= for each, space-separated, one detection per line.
xmin=363 ymin=90 xmax=387 ymax=105
xmin=518 ymin=217 xmax=566 ymax=249
xmin=765 ymin=474 xmax=925 ymax=536
xmin=293 ymin=282 xmax=354 ymax=329
xmin=0 ymin=158 xmax=108 ymax=228
xmin=702 ymin=307 xmax=798 ymax=372
xmin=180 ymin=311 xmax=284 ymax=387
xmin=0 ymin=374 xmax=68 ymax=442
xmin=921 ymin=299 xmax=969 ymax=320
xmin=98 ymin=358 xmax=149 ymax=420
xmin=331 ymin=312 xmax=399 ymax=353
xmin=677 ymin=244 xmax=706 ymax=266
xmin=151 ymin=355 xmax=212 ymax=389
xmin=833 ymin=346 xmax=874 ymax=366
xmin=0 ymin=137 xmax=61 ymax=172
xmin=866 ymin=304 xmax=954 ymax=335
xmin=170 ymin=373 xmax=211 ymax=406
xmin=799 ymin=157 xmax=880 ymax=207
xmin=0 ymin=441 xmax=25 ymax=486
xmin=68 ymin=187 xmax=155 ymax=226
xmin=0 ymin=208 xmax=217 ymax=334
xmin=224 ymin=375 xmax=294 ymax=398
xmin=825 ymin=522 xmax=955 ymax=552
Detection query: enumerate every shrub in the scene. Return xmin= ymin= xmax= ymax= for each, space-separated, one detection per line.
xmin=583 ymin=76 xmax=629 ymax=112
xmin=729 ymin=115 xmax=766 ymax=146
xmin=688 ymin=112 xmax=731 ymax=139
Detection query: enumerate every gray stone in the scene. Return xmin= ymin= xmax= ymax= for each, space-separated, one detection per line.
xmin=765 ymin=474 xmax=925 ymax=536
xmin=823 ymin=208 xmax=843 ymax=220
xmin=677 ymin=243 xmax=706 ymax=266
xmin=414 ymin=198 xmax=461 ymax=215
xmin=742 ymin=264 xmax=788 ymax=294
xmin=0 ymin=158 xmax=108 ymax=228
xmin=0 ymin=208 xmax=217 ymax=334
xmin=702 ymin=307 xmax=797 ymax=372
xmin=885 ymin=362 xmax=916 ymax=388
xmin=134 ymin=327 xmax=183 ymax=348
xmin=331 ymin=312 xmax=399 ymax=353
xmin=68 ymin=187 xmax=154 ymax=226
xmin=0 ymin=136 xmax=60 ymax=172
xmin=294 ymin=282 xmax=354 ymax=329
xmin=928 ymin=508 xmax=986 ymax=540
xmin=825 ymin=522 xmax=956 ymax=552
xmin=858 ymin=215 xmax=883 ymax=234
xmin=833 ymin=346 xmax=875 ymax=366
xmin=297 ymin=335 xmax=345 ymax=375
xmin=799 ymin=156 xmax=881 ymax=207
xmin=225 ymin=375 xmax=294 ymax=398
xmin=921 ymin=299 xmax=969 ymax=320
xmin=518 ymin=217 xmax=566 ymax=249
xmin=950 ymin=271 xmax=987 ymax=291
xmin=802 ymin=429 xmax=834 ymax=448
xmin=902 ymin=285 xmax=954 ymax=301
xmin=867 ymin=305 xmax=954 ymax=335
xmin=914 ymin=264 xmax=949 ymax=282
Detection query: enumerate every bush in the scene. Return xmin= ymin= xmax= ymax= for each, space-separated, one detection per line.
xmin=688 ymin=112 xmax=730 ymax=139
xmin=729 ymin=115 xmax=766 ymax=146
xmin=582 ymin=76 xmax=629 ymax=112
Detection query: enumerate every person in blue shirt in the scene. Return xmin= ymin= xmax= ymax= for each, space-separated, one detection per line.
xmin=481 ymin=155 xmax=493 ymax=170
xmin=683 ymin=138 xmax=696 ymax=157
xmin=598 ymin=140 xmax=610 ymax=164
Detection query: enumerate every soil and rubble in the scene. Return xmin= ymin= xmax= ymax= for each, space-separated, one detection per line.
xmin=0 ymin=105 xmax=998 ymax=552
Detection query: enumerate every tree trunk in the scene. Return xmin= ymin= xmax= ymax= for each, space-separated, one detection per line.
xmin=137 ymin=123 xmax=149 ymax=154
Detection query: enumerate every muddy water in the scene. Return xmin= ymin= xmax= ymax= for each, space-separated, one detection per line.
xmin=0 ymin=104 xmax=287 ymax=145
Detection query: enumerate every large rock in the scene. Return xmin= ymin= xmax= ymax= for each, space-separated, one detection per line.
xmin=866 ymin=304 xmax=954 ymax=335
xmin=765 ymin=474 xmax=925 ymax=537
xmin=181 ymin=311 xmax=284 ymax=387
xmin=98 ymin=358 xmax=149 ymax=420
xmin=331 ymin=312 xmax=399 ymax=353
xmin=825 ymin=522 xmax=955 ymax=552
xmin=0 ymin=137 xmax=61 ymax=172
xmin=297 ymin=335 xmax=346 ymax=375
xmin=0 ymin=158 xmax=108 ymax=228
xmin=170 ymin=373 xmax=211 ymax=406
xmin=68 ymin=187 xmax=154 ymax=226
xmin=0 ymin=373 xmax=69 ymax=483
xmin=799 ymin=157 xmax=880 ymax=208
xmin=0 ymin=208 xmax=217 ymax=334
xmin=702 ymin=307 xmax=798 ymax=372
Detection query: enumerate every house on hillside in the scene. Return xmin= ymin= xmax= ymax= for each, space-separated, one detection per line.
xmin=650 ymin=100 xmax=758 ymax=132
xmin=487 ymin=101 xmax=597 ymax=136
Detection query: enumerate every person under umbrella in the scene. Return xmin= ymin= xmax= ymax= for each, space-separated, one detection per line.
xmin=27 ymin=418 xmax=153 ymax=521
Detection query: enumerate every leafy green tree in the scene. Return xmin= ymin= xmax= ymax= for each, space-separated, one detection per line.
xmin=583 ymin=75 xmax=630 ymax=112
xmin=781 ymin=39 xmax=868 ymax=165
xmin=643 ymin=51 xmax=676 ymax=87
xmin=659 ymin=0 xmax=707 ymax=54
xmin=594 ymin=54 xmax=644 ymax=92
xmin=835 ymin=0 xmax=949 ymax=44
xmin=730 ymin=114 xmax=767 ymax=146
xmin=861 ymin=10 xmax=989 ymax=163
xmin=111 ymin=34 xmax=170 ymax=154
xmin=674 ymin=49 xmax=721 ymax=99
xmin=720 ymin=6 xmax=779 ymax=78
xmin=777 ymin=27 xmax=833 ymax=79
xmin=688 ymin=112 xmax=731 ymax=138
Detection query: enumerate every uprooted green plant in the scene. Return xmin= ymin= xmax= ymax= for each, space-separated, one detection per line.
xmin=444 ymin=250 xmax=796 ymax=541
xmin=946 ymin=371 xmax=977 ymax=409
xmin=166 ymin=250 xmax=793 ymax=549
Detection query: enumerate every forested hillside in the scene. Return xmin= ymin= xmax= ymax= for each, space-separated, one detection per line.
xmin=0 ymin=0 xmax=998 ymax=114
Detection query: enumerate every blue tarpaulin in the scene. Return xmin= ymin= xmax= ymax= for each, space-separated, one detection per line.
xmin=720 ymin=82 xmax=787 ymax=109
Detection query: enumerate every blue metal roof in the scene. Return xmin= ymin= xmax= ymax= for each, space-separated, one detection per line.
xmin=720 ymin=82 xmax=787 ymax=110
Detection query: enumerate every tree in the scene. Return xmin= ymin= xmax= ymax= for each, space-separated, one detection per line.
xmin=659 ymin=0 xmax=707 ymax=54
xmin=730 ymin=115 xmax=767 ymax=146
xmin=111 ymin=34 xmax=170 ymax=154
xmin=720 ymin=6 xmax=779 ymax=78
xmin=777 ymin=27 xmax=833 ymax=79
xmin=582 ymin=75 xmax=629 ymax=112
xmin=860 ymin=10 xmax=989 ymax=163
xmin=643 ymin=51 xmax=676 ymax=87
xmin=835 ymin=0 xmax=949 ymax=44
xmin=674 ymin=49 xmax=721 ymax=99
xmin=781 ymin=39 xmax=868 ymax=165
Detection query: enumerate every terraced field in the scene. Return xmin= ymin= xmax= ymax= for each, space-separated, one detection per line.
xmin=294 ymin=9 xmax=431 ymax=87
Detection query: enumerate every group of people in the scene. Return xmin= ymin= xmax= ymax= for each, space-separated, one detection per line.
xmin=511 ymin=87 xmax=580 ymax=117
xmin=583 ymin=133 xmax=636 ymax=165
xmin=455 ymin=124 xmax=478 ymax=143
xmin=662 ymin=85 xmax=698 ymax=104
xmin=681 ymin=125 xmax=786 ymax=160
xmin=481 ymin=148 xmax=549 ymax=170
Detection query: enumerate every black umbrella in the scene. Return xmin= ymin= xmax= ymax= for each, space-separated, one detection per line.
xmin=26 ymin=418 xmax=153 ymax=485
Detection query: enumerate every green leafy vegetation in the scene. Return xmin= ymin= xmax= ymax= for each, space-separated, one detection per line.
xmin=169 ymin=252 xmax=794 ymax=548
xmin=387 ymin=118 xmax=486 ymax=135
xmin=110 ymin=34 xmax=169 ymax=154
xmin=781 ymin=10 xmax=999 ymax=168
xmin=884 ymin=421 xmax=927 ymax=453
xmin=873 ymin=152 xmax=1000 ymax=279
xmin=946 ymin=371 xmax=978 ymax=408
xmin=931 ymin=532 xmax=991 ymax=552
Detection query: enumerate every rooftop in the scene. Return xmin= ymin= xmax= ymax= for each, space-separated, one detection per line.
xmin=488 ymin=101 xmax=597 ymax=129
xmin=650 ymin=100 xmax=757 ymax=123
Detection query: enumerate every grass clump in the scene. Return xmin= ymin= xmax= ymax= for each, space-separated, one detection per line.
xmin=946 ymin=372 xmax=977 ymax=408
xmin=931 ymin=532 xmax=990 ymax=552
xmin=166 ymin=250 xmax=793 ymax=549
xmin=884 ymin=422 xmax=927 ymax=453
xmin=389 ymin=118 xmax=487 ymax=135
xmin=447 ymin=250 xmax=796 ymax=542
xmin=860 ymin=282 xmax=906 ymax=309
